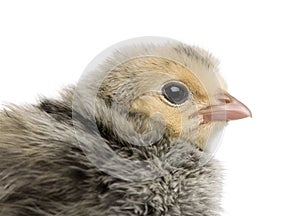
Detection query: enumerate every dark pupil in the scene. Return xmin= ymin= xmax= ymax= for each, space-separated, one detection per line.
xmin=162 ymin=82 xmax=188 ymax=104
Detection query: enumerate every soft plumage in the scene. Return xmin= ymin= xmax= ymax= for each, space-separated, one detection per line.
xmin=0 ymin=38 xmax=251 ymax=215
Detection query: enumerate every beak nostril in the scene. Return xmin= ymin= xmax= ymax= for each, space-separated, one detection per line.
xmin=218 ymin=98 xmax=231 ymax=104
xmin=218 ymin=91 xmax=236 ymax=104
xmin=217 ymin=95 xmax=231 ymax=104
xmin=225 ymin=98 xmax=231 ymax=104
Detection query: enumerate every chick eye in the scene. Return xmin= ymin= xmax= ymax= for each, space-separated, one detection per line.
xmin=162 ymin=82 xmax=189 ymax=105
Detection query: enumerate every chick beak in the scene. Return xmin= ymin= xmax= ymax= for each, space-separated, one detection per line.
xmin=195 ymin=92 xmax=252 ymax=123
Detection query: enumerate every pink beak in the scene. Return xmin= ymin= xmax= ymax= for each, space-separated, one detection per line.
xmin=194 ymin=92 xmax=252 ymax=123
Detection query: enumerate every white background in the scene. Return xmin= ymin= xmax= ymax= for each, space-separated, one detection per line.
xmin=1 ymin=1 xmax=300 ymax=215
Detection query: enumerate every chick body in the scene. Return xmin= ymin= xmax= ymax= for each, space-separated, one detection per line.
xmin=0 ymin=39 xmax=250 ymax=215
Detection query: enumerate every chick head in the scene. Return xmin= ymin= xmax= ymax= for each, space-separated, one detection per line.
xmin=92 ymin=38 xmax=251 ymax=150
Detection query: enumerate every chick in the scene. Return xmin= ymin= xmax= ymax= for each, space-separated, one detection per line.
xmin=0 ymin=38 xmax=251 ymax=216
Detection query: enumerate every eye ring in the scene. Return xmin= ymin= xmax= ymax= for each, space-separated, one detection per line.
xmin=161 ymin=81 xmax=189 ymax=105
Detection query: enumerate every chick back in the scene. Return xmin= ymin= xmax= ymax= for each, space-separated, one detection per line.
xmin=0 ymin=95 xmax=222 ymax=216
